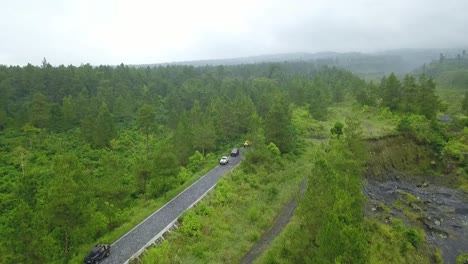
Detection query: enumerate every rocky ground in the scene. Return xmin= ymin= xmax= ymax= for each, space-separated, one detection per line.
xmin=365 ymin=179 xmax=468 ymax=264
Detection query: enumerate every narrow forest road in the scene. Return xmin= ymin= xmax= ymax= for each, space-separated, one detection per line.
xmin=102 ymin=153 xmax=243 ymax=264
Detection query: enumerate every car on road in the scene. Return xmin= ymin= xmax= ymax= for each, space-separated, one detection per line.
xmin=84 ymin=244 xmax=110 ymax=264
xmin=220 ymin=156 xmax=229 ymax=165
xmin=231 ymin=148 xmax=240 ymax=157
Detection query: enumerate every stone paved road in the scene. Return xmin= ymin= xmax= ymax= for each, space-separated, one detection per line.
xmin=102 ymin=153 xmax=242 ymax=264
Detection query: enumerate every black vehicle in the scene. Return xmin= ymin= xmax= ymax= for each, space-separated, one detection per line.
xmin=84 ymin=244 xmax=110 ymax=264
xmin=231 ymin=148 xmax=240 ymax=157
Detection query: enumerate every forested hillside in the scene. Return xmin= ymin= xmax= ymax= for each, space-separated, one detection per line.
xmin=0 ymin=61 xmax=365 ymax=263
xmin=142 ymin=48 xmax=467 ymax=80
xmin=413 ymin=50 xmax=468 ymax=89
xmin=1 ymin=57 xmax=467 ymax=263
xmin=137 ymin=58 xmax=467 ymax=263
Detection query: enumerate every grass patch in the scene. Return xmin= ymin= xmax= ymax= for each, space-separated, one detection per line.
xmin=378 ymin=202 xmax=392 ymax=214
xmin=325 ymin=104 xmax=398 ymax=140
xmin=366 ymin=218 xmax=432 ymax=264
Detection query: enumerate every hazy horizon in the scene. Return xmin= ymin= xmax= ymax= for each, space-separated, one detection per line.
xmin=2 ymin=0 xmax=468 ymax=66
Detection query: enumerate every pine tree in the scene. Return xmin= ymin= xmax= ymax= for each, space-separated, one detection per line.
xmin=417 ymin=76 xmax=439 ymax=119
xmin=192 ymin=118 xmax=216 ymax=156
xmin=400 ymin=75 xmax=418 ymax=113
xmin=45 ymin=154 xmax=90 ymax=261
xmin=94 ymin=102 xmax=116 ymax=148
xmin=173 ymin=113 xmax=194 ymax=165
xmin=265 ymin=93 xmax=295 ymax=153
xmin=30 ymin=92 xmax=50 ymax=128
xmin=62 ymin=95 xmax=76 ymax=130
xmin=308 ymin=78 xmax=330 ymax=120
xmin=137 ymin=104 xmax=156 ymax=159
xmin=381 ymin=73 xmax=401 ymax=111
xmin=49 ymin=103 xmax=64 ymax=132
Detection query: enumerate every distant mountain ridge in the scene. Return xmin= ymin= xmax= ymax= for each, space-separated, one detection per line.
xmin=133 ymin=48 xmax=467 ymax=79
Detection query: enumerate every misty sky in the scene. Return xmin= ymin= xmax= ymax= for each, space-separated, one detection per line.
xmin=1 ymin=0 xmax=467 ymax=66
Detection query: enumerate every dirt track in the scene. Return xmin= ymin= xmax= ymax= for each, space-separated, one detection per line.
xmin=241 ymin=180 xmax=306 ymax=264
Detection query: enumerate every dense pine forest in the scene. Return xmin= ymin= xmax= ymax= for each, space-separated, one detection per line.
xmin=0 ymin=56 xmax=467 ymax=263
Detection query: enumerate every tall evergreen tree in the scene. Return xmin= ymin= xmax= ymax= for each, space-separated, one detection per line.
xmin=49 ymin=103 xmax=64 ymax=132
xmin=381 ymin=73 xmax=401 ymax=111
xmin=94 ymin=102 xmax=116 ymax=148
xmin=265 ymin=93 xmax=295 ymax=153
xmin=400 ymin=75 xmax=418 ymax=113
xmin=172 ymin=113 xmax=194 ymax=165
xmin=29 ymin=92 xmax=50 ymax=128
xmin=137 ymin=104 xmax=156 ymax=159
xmin=192 ymin=117 xmax=216 ymax=156
xmin=44 ymin=154 xmax=91 ymax=261
xmin=308 ymin=78 xmax=330 ymax=120
xmin=417 ymin=76 xmax=439 ymax=119
xmin=298 ymin=122 xmax=368 ymax=263
xmin=62 ymin=95 xmax=76 ymax=130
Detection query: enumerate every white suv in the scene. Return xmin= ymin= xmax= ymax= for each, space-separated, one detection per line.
xmin=219 ymin=156 xmax=229 ymax=165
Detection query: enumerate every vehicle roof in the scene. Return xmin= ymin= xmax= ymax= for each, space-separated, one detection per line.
xmin=221 ymin=156 xmax=228 ymax=159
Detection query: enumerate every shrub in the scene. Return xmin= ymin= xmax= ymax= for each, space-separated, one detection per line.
xmin=149 ymin=176 xmax=177 ymax=198
xmin=433 ymin=249 xmax=443 ymax=264
xmin=176 ymin=167 xmax=192 ymax=185
xmin=142 ymin=240 xmax=172 ymax=264
xmin=379 ymin=107 xmax=395 ymax=120
xmin=267 ymin=142 xmax=281 ymax=156
xmin=247 ymin=231 xmax=260 ymax=242
xmin=241 ymin=147 xmax=273 ymax=173
xmin=247 ymin=205 xmax=261 ymax=222
xmin=213 ymin=179 xmax=232 ymax=205
xmin=397 ymin=114 xmax=445 ymax=149
xmin=180 ymin=210 xmax=202 ymax=237
xmin=330 ymin=121 xmax=344 ymax=138
xmin=187 ymin=151 xmax=204 ymax=173
xmin=197 ymin=203 xmax=214 ymax=216
xmin=442 ymin=138 xmax=466 ymax=163
xmin=457 ymin=253 xmax=468 ymax=264
xmin=267 ymin=186 xmax=279 ymax=201
xmin=404 ymin=228 xmax=424 ymax=248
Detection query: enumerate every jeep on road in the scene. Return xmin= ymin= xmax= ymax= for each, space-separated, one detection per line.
xmin=84 ymin=244 xmax=110 ymax=264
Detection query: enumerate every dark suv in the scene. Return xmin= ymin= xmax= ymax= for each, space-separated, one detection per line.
xmin=84 ymin=244 xmax=110 ymax=264
xmin=231 ymin=148 xmax=240 ymax=157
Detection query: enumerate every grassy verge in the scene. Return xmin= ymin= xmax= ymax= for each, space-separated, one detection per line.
xmin=136 ymin=149 xmax=310 ymax=263
xmin=253 ymin=213 xmax=301 ymax=264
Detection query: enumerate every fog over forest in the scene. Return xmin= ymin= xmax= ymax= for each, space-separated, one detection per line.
xmin=1 ymin=0 xmax=468 ymax=66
